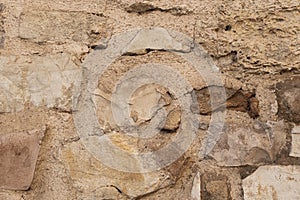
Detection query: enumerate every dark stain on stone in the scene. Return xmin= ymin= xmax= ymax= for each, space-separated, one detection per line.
xmin=275 ymin=77 xmax=300 ymax=123
xmin=201 ymin=173 xmax=232 ymax=200
xmin=195 ymin=87 xmax=259 ymax=118
xmin=239 ymin=165 xmax=259 ymax=179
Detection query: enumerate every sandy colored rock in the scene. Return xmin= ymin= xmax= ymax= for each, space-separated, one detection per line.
xmin=0 ymin=127 xmax=46 ymax=190
xmin=0 ymin=56 xmax=25 ymax=113
xmin=290 ymin=126 xmax=300 ymax=158
xmin=26 ymin=53 xmax=81 ymax=111
xmin=243 ymin=165 xmax=300 ymax=200
xmin=209 ymin=119 xmax=286 ymax=166
xmin=122 ymin=27 xmax=190 ymax=55
xmin=0 ymin=0 xmax=299 ymax=199
xmin=19 ymin=10 xmax=105 ymax=45
xmin=191 ymin=172 xmax=201 ymax=200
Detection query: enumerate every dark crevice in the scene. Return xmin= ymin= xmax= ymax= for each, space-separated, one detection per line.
xmin=122 ymin=48 xmax=166 ymax=56
xmin=125 ymin=3 xmax=192 ymax=16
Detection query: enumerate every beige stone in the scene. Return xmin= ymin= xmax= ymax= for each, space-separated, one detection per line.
xmin=191 ymin=172 xmax=201 ymax=200
xmin=122 ymin=27 xmax=191 ymax=55
xmin=26 ymin=53 xmax=81 ymax=111
xmin=0 ymin=56 xmax=24 ymax=113
xmin=0 ymin=127 xmax=46 ymax=190
xmin=290 ymin=126 xmax=300 ymax=158
xmin=19 ymin=10 xmax=105 ymax=44
xmin=243 ymin=165 xmax=300 ymax=200
xmin=209 ymin=120 xmax=286 ymax=166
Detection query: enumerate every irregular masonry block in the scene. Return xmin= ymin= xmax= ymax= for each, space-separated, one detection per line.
xmin=0 ymin=56 xmax=25 ymax=113
xmin=209 ymin=121 xmax=286 ymax=166
xmin=122 ymin=27 xmax=190 ymax=55
xmin=26 ymin=53 xmax=81 ymax=111
xmin=0 ymin=54 xmax=81 ymax=112
xmin=0 ymin=127 xmax=46 ymax=190
xmin=276 ymin=77 xmax=300 ymax=123
xmin=243 ymin=165 xmax=300 ymax=200
xmin=290 ymin=126 xmax=300 ymax=157
xmin=19 ymin=10 xmax=105 ymax=44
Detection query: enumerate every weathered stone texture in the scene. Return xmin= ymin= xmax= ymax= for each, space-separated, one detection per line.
xmin=0 ymin=53 xmax=80 ymax=113
xmin=0 ymin=0 xmax=299 ymax=199
xmin=243 ymin=166 xmax=300 ymax=200
xmin=209 ymin=118 xmax=286 ymax=166
xmin=276 ymin=77 xmax=300 ymax=123
xmin=290 ymin=126 xmax=300 ymax=158
xmin=19 ymin=10 xmax=106 ymax=44
xmin=0 ymin=127 xmax=45 ymax=190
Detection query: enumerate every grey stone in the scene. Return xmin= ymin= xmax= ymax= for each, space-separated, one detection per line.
xmin=0 ymin=127 xmax=46 ymax=190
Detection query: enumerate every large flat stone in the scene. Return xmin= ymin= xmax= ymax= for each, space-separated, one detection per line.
xmin=26 ymin=53 xmax=81 ymax=111
xmin=0 ymin=127 xmax=46 ymax=190
xmin=209 ymin=120 xmax=286 ymax=166
xmin=19 ymin=10 xmax=105 ymax=44
xmin=0 ymin=54 xmax=81 ymax=112
xmin=243 ymin=165 xmax=300 ymax=200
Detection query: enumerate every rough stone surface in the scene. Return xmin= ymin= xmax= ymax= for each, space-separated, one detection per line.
xmin=209 ymin=117 xmax=286 ymax=166
xmin=290 ymin=126 xmax=300 ymax=158
xmin=276 ymin=77 xmax=300 ymax=123
xmin=0 ymin=0 xmax=299 ymax=199
xmin=243 ymin=165 xmax=300 ymax=200
xmin=26 ymin=53 xmax=81 ymax=111
xmin=19 ymin=10 xmax=106 ymax=45
xmin=0 ymin=127 xmax=46 ymax=190
xmin=0 ymin=53 xmax=81 ymax=113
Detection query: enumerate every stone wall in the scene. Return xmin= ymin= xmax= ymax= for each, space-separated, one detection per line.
xmin=0 ymin=0 xmax=299 ymax=199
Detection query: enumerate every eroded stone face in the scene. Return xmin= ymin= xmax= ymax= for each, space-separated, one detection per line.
xmin=0 ymin=54 xmax=81 ymax=113
xmin=0 ymin=127 xmax=46 ymax=190
xmin=26 ymin=53 xmax=81 ymax=111
xmin=0 ymin=56 xmax=24 ymax=112
xmin=19 ymin=10 xmax=105 ymax=45
xmin=209 ymin=120 xmax=286 ymax=166
xmin=243 ymin=166 xmax=300 ymax=200
xmin=276 ymin=77 xmax=300 ymax=123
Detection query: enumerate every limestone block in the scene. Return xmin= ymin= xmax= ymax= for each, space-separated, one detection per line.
xmin=243 ymin=165 xmax=300 ymax=200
